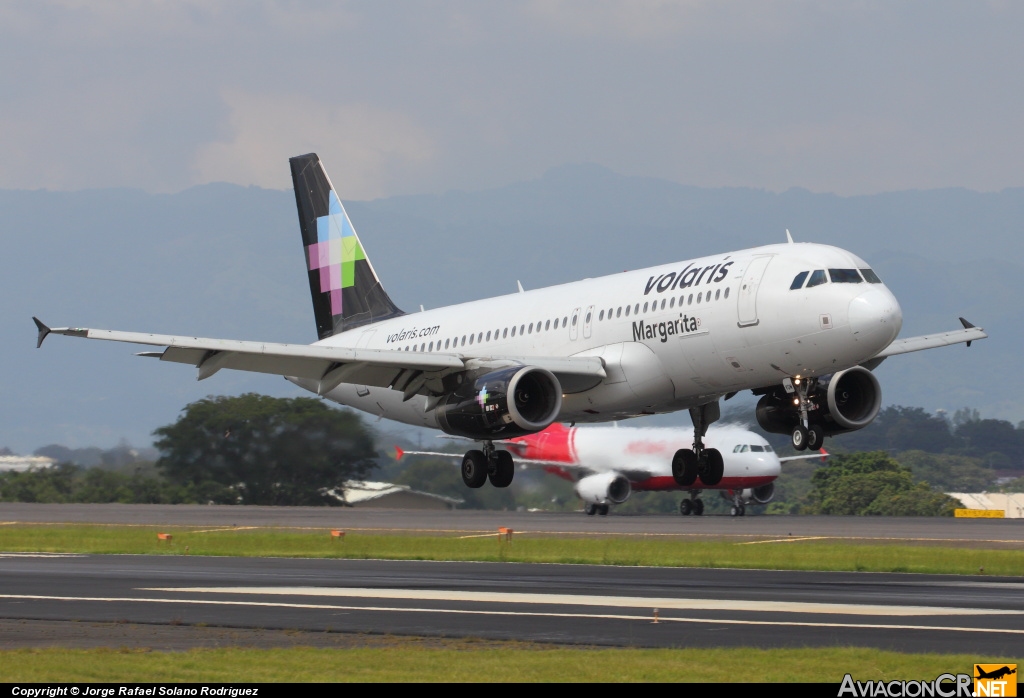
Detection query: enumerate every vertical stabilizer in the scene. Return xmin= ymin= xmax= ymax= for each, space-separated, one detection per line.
xmin=290 ymin=153 xmax=404 ymax=339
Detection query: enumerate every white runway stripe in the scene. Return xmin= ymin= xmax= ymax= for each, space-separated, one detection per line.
xmin=142 ymin=586 xmax=1023 ymax=618
xmin=0 ymin=593 xmax=1021 ymax=636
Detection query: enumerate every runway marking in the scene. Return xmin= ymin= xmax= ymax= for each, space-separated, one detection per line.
xmin=0 ymin=553 xmax=85 ymax=558
xmin=737 ymin=536 xmax=832 ymax=545
xmin=142 ymin=586 xmax=1023 ymax=618
xmin=1 ymin=593 xmax=1022 ymax=637
xmin=190 ymin=527 xmax=260 ymax=534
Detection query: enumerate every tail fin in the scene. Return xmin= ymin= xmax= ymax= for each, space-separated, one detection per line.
xmin=289 ymin=153 xmax=404 ymax=339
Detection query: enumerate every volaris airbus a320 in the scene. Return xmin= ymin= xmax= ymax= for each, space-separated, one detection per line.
xmin=34 ymin=153 xmax=986 ymax=499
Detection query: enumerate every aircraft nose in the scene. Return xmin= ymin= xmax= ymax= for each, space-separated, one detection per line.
xmin=848 ymin=287 xmax=902 ymax=351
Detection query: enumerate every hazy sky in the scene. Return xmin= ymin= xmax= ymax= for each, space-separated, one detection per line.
xmin=2 ymin=1 xmax=1022 ymax=199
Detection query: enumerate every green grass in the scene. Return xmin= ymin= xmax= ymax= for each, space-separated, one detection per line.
xmin=0 ymin=645 xmax=1016 ymax=682
xmin=2 ymin=524 xmax=1022 ymax=575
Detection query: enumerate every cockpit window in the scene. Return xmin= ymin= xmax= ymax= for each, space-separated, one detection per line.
xmin=750 ymin=445 xmax=765 ymax=452
xmin=764 ymin=443 xmax=774 ymax=452
xmin=860 ymin=268 xmax=882 ymax=284
xmin=739 ymin=445 xmax=749 ymax=453
xmin=806 ymin=269 xmax=827 ymax=288
xmin=790 ymin=271 xmax=809 ymax=290
xmin=829 ymin=268 xmax=863 ymax=284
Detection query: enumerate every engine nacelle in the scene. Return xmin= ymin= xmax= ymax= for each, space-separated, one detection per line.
xmin=435 ymin=366 xmax=563 ymax=440
xmin=574 ymin=471 xmax=632 ymax=505
xmin=740 ymin=483 xmax=775 ymax=505
xmin=755 ymin=366 xmax=882 ymax=437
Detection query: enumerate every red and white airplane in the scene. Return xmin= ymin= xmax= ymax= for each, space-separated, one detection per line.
xmin=397 ymin=422 xmax=826 ymax=517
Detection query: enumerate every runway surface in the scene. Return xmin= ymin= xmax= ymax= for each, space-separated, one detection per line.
xmin=2 ymin=503 xmax=1022 ymax=546
xmin=1 ymin=553 xmax=1022 ymax=655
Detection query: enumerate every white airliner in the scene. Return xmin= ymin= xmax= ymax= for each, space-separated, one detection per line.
xmin=33 ymin=153 xmax=986 ymax=492
xmin=397 ymin=422 xmax=826 ymax=517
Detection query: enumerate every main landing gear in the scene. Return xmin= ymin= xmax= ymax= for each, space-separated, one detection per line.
xmin=585 ymin=503 xmax=610 ymax=516
xmin=679 ymin=491 xmax=704 ymax=516
xmin=461 ymin=441 xmax=515 ymax=489
xmin=671 ymin=401 xmax=724 ymax=487
xmin=788 ymin=377 xmax=825 ymax=452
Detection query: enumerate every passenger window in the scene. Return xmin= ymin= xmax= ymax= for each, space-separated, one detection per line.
xmin=643 ymin=302 xmax=648 ymax=313
xmin=572 ymin=314 xmax=578 ymax=326
xmin=486 ymin=331 xmax=491 ymax=341
xmin=625 ymin=305 xmax=630 ymax=316
xmin=806 ymin=270 xmax=827 ymax=288
xmin=445 ymin=338 xmax=450 ymax=349
xmin=468 ymin=335 xmax=474 ymax=345
xmin=697 ymin=292 xmax=702 ymax=303
xmin=584 ymin=312 xmax=591 ymax=324
xmin=503 ymin=328 xmax=508 ymax=339
xmin=528 ymin=323 xmax=533 ymax=334
xmin=828 ymin=268 xmax=863 ymax=284
xmin=616 ymin=307 xmax=622 ymax=318
xmin=634 ymin=303 xmax=639 ymax=314
xmin=462 ymin=336 xmax=467 ymax=346
xmin=661 ymin=299 xmax=666 ymax=310
xmin=688 ymin=294 xmax=693 ymax=305
xmin=520 ymin=324 xmax=525 ymax=335
xmin=545 ymin=320 xmax=551 ymax=331
xmin=715 ymin=289 xmax=720 ymax=300
xmin=860 ymin=268 xmax=882 ymax=283
xmin=511 ymin=326 xmax=516 ymax=337
xmin=478 ymin=332 xmax=483 ymax=343
xmin=599 ymin=310 xmax=605 ymax=321
xmin=421 ymin=343 xmax=426 ymax=351
xmin=790 ymin=271 xmax=809 ymax=290
xmin=724 ymin=287 xmax=730 ymax=299
xmin=670 ymin=297 xmax=675 ymax=308
xmin=429 ymin=341 xmax=434 ymax=351
xmin=563 ymin=317 xmax=568 ymax=328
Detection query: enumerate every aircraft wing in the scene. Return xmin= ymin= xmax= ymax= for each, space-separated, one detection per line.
xmin=778 ymin=449 xmax=829 ymax=463
xmin=866 ymin=317 xmax=987 ymax=366
xmin=32 ymin=319 xmax=606 ymax=396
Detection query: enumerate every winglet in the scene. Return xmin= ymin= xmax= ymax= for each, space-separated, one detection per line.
xmin=959 ymin=317 xmax=975 ymax=346
xmin=32 ymin=317 xmax=51 ymax=349
xmin=394 ymin=446 xmax=404 ymax=460
xmin=785 ymin=229 xmax=794 ymax=244
xmin=517 ymin=280 xmax=525 ymax=294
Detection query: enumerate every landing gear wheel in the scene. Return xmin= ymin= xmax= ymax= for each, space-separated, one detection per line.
xmin=791 ymin=425 xmax=809 ymax=451
xmin=730 ymin=505 xmax=739 ymax=517
xmin=597 ymin=504 xmax=610 ymax=516
xmin=806 ymin=426 xmax=825 ymax=451
xmin=461 ymin=450 xmax=488 ymax=489
xmin=679 ymin=499 xmax=693 ymax=516
xmin=738 ymin=504 xmax=746 ymax=516
xmin=698 ymin=448 xmax=724 ymax=486
xmin=585 ymin=503 xmax=597 ymax=516
xmin=488 ymin=450 xmax=515 ymax=488
xmin=672 ymin=449 xmax=699 ymax=487
xmin=693 ymin=499 xmax=705 ymax=516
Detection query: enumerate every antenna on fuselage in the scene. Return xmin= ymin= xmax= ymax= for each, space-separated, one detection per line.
xmin=785 ymin=229 xmax=794 ymax=244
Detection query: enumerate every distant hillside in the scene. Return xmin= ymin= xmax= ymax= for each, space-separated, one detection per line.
xmin=2 ymin=166 xmax=1019 ymax=451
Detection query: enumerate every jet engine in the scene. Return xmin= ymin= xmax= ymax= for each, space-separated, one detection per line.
xmin=741 ymin=483 xmax=775 ymax=505
xmin=756 ymin=366 xmax=882 ymax=437
xmin=435 ymin=366 xmax=563 ymax=440
xmin=574 ymin=471 xmax=632 ymax=505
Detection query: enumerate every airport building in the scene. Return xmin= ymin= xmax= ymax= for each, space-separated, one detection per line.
xmin=947 ymin=492 xmax=1024 ymax=518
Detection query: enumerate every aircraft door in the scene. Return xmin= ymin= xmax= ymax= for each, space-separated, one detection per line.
xmin=570 ymin=307 xmax=581 ymax=340
xmin=736 ymin=255 xmax=773 ymax=327
xmin=583 ymin=305 xmax=594 ymax=339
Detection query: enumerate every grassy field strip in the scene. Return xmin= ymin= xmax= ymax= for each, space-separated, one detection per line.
xmin=2 ymin=646 xmax=1016 ymax=683
xmin=2 ymin=525 xmax=1022 ymax=574
xmin=144 ymin=586 xmax=1024 ymax=617
xmin=4 ymin=592 xmax=1023 ymax=637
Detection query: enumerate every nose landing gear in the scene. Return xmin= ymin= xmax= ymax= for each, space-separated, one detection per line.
xmin=679 ymin=491 xmax=704 ymax=516
xmin=789 ymin=377 xmax=826 ymax=451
